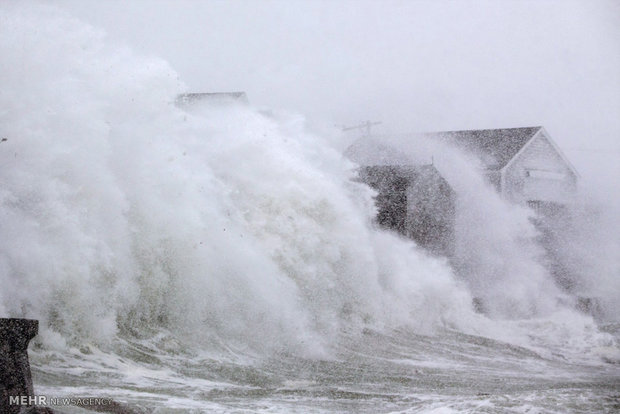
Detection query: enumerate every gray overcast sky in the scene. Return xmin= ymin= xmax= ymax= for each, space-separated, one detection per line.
xmin=54 ymin=0 xmax=619 ymax=180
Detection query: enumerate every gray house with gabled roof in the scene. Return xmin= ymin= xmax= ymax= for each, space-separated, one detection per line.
xmin=429 ymin=126 xmax=582 ymax=294
xmin=428 ymin=126 xmax=578 ymax=207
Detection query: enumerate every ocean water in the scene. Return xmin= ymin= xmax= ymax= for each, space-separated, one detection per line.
xmin=1 ymin=4 xmax=619 ymax=413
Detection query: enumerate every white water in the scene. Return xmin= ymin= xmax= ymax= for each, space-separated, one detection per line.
xmin=1 ymin=4 xmax=618 ymax=413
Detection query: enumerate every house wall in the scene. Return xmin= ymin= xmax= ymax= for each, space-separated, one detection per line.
xmin=484 ymin=171 xmax=502 ymax=192
xmin=358 ymin=166 xmax=409 ymax=233
xmin=357 ymin=165 xmax=455 ymax=257
xmin=502 ymin=133 xmax=577 ymax=204
xmin=405 ymin=172 xmax=455 ymax=256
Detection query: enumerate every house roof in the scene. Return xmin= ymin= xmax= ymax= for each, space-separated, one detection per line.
xmin=344 ymin=137 xmax=415 ymax=166
xmin=359 ymin=164 xmax=455 ymax=195
xmin=176 ymin=92 xmax=249 ymax=106
xmin=345 ymin=127 xmax=544 ymax=171
xmin=427 ymin=127 xmax=542 ymax=170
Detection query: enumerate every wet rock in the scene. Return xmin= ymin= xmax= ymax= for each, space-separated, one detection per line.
xmin=72 ymin=399 xmax=147 ymax=414
xmin=19 ymin=407 xmax=56 ymax=414
xmin=0 ymin=318 xmax=39 ymax=414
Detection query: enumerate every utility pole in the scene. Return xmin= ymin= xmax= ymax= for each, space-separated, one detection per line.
xmin=340 ymin=120 xmax=382 ymax=137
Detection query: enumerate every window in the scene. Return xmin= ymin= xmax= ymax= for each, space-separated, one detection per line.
xmin=525 ymin=169 xmax=565 ymax=180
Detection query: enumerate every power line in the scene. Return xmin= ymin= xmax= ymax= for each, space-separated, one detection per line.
xmin=339 ymin=120 xmax=382 ymax=136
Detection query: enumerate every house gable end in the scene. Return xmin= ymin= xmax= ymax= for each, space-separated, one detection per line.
xmin=501 ymin=128 xmax=578 ymax=179
xmin=501 ymin=128 xmax=578 ymax=203
xmin=433 ymin=127 xmax=541 ymax=170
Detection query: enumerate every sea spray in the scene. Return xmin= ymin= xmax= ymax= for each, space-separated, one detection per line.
xmin=358 ymin=133 xmax=576 ymax=319
xmin=0 ymin=4 xmax=478 ymax=356
xmin=1 ymin=5 xmax=618 ymax=412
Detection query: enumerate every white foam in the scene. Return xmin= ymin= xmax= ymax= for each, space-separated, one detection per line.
xmin=0 ymin=3 xmax=616 ymax=375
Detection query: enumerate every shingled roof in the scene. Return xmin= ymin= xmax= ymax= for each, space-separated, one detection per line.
xmin=344 ymin=137 xmax=414 ymax=166
xmin=429 ymin=127 xmax=542 ymax=170
xmin=176 ymin=92 xmax=249 ymax=106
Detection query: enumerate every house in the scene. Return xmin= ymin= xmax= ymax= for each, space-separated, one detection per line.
xmin=428 ymin=126 xmax=578 ymax=210
xmin=426 ymin=127 xmax=581 ymax=290
xmin=347 ymin=127 xmax=591 ymax=310
xmin=345 ymin=140 xmax=456 ymax=256
xmin=345 ymin=126 xmax=578 ymax=259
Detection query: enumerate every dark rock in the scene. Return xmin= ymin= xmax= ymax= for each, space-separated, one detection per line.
xmin=576 ymin=296 xmax=602 ymax=319
xmin=72 ymin=399 xmax=146 ymax=414
xmin=0 ymin=318 xmax=39 ymax=414
xmin=19 ymin=407 xmax=55 ymax=414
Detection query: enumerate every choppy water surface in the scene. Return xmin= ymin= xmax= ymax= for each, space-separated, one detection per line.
xmin=1 ymin=4 xmax=619 ymax=413
xmin=31 ymin=325 xmax=620 ymax=413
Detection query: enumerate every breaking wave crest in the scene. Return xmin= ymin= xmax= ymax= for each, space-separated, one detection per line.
xmin=0 ymin=3 xmax=616 ymax=370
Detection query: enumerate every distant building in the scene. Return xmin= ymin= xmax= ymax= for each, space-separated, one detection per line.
xmin=176 ymin=92 xmax=249 ymax=107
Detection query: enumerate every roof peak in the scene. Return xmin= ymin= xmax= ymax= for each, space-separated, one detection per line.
xmin=427 ymin=126 xmax=543 ymax=170
xmin=176 ymin=92 xmax=249 ymax=106
xmin=345 ymin=126 xmax=549 ymax=171
xmin=426 ymin=126 xmax=542 ymax=135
